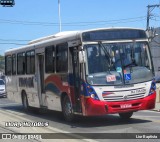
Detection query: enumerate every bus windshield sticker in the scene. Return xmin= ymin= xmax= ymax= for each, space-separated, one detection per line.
xmin=116 ymin=67 xmax=122 ymax=73
xmin=124 ymin=73 xmax=131 ymax=80
xmin=123 ymin=69 xmax=127 ymax=74
xmin=106 ymin=75 xmax=116 ymax=82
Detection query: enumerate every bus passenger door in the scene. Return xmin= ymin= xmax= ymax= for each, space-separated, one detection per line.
xmin=36 ymin=52 xmax=47 ymax=108
xmin=70 ymin=47 xmax=81 ymax=113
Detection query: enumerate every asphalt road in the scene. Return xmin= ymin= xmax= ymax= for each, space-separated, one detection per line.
xmin=0 ymin=97 xmax=160 ymax=142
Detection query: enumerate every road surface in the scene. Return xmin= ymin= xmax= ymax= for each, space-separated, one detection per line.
xmin=0 ymin=97 xmax=160 ymax=142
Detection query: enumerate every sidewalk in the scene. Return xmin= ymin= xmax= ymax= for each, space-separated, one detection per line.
xmin=153 ymin=102 xmax=160 ymax=111
xmin=153 ymin=83 xmax=160 ymax=111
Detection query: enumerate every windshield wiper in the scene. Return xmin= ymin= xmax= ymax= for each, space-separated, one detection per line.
xmin=98 ymin=41 xmax=113 ymax=67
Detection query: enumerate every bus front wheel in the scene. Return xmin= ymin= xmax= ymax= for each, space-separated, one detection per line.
xmin=119 ymin=112 xmax=133 ymax=120
xmin=62 ymin=95 xmax=75 ymax=122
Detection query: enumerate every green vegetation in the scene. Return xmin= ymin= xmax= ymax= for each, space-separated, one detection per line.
xmin=0 ymin=55 xmax=5 ymax=72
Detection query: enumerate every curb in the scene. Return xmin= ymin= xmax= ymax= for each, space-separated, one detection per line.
xmin=151 ymin=103 xmax=160 ymax=112
xmin=151 ymin=109 xmax=160 ymax=112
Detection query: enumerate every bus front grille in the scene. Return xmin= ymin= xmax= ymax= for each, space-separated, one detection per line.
xmin=103 ymin=93 xmax=145 ymax=102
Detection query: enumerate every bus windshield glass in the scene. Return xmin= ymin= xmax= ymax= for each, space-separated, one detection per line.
xmin=84 ymin=42 xmax=154 ymax=85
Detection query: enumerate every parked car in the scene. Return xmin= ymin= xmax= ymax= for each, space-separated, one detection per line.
xmin=0 ymin=79 xmax=6 ymax=98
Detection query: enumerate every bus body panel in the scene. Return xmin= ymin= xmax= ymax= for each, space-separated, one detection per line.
xmin=6 ymin=74 xmax=40 ymax=108
xmin=44 ymin=74 xmax=69 ymax=111
xmin=80 ymin=80 xmax=156 ymax=116
xmin=93 ymin=81 xmax=151 ymax=101
xmin=80 ymin=92 xmax=156 ymax=116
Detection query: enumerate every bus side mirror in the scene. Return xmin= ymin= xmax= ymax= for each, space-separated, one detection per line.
xmin=79 ymin=51 xmax=86 ymax=63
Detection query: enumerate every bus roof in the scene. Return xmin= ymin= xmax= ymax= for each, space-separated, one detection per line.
xmin=5 ymin=31 xmax=80 ymax=54
xmin=28 ymin=31 xmax=80 ymax=45
xmin=5 ymin=27 xmax=146 ymax=55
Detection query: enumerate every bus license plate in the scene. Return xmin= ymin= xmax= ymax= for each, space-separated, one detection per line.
xmin=120 ymin=104 xmax=132 ymax=109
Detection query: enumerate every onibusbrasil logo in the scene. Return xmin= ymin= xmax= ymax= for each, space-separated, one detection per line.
xmin=0 ymin=0 xmax=15 ymax=7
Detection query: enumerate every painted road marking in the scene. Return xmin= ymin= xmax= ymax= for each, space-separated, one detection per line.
xmin=0 ymin=109 xmax=97 ymax=142
xmin=0 ymin=109 xmax=25 ymax=116
xmin=0 ymin=103 xmax=19 ymax=106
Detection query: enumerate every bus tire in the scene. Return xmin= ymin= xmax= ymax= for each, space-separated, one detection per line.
xmin=119 ymin=112 xmax=133 ymax=120
xmin=22 ymin=92 xmax=29 ymax=111
xmin=62 ymin=95 xmax=75 ymax=122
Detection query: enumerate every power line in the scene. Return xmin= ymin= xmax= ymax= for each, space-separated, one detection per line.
xmin=0 ymin=16 xmax=147 ymax=45
xmin=0 ymin=39 xmax=30 ymax=45
xmin=0 ymin=16 xmax=146 ymax=24
xmin=0 ymin=39 xmax=30 ymax=42
xmin=0 ymin=42 xmax=26 ymax=45
xmin=70 ymin=18 xmax=146 ymax=26
xmin=0 ymin=16 xmax=147 ymax=27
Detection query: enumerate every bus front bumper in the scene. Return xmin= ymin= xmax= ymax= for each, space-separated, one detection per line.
xmin=82 ymin=92 xmax=156 ymax=116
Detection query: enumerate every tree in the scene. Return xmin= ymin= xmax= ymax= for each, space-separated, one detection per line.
xmin=0 ymin=55 xmax=5 ymax=73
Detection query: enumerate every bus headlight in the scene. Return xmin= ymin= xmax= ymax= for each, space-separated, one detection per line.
xmin=149 ymin=80 xmax=156 ymax=96
xmin=87 ymin=85 xmax=99 ymax=100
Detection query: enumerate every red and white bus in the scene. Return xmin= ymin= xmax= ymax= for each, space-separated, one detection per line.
xmin=5 ymin=27 xmax=156 ymax=121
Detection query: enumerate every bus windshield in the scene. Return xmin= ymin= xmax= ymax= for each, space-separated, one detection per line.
xmin=84 ymin=42 xmax=154 ymax=85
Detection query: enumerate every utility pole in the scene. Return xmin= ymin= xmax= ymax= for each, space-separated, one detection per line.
xmin=146 ymin=4 xmax=160 ymax=30
xmin=58 ymin=0 xmax=62 ymax=32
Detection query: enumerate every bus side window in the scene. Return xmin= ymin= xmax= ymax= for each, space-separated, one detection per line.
xmin=56 ymin=43 xmax=68 ymax=73
xmin=45 ymin=46 xmax=55 ymax=73
xmin=5 ymin=55 xmax=12 ymax=75
xmin=26 ymin=50 xmax=35 ymax=74
xmin=17 ymin=52 xmax=26 ymax=75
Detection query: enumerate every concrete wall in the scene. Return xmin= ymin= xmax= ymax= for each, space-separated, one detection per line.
xmin=150 ymin=27 xmax=160 ymax=78
xmin=150 ymin=28 xmax=160 ymax=104
xmin=156 ymin=83 xmax=160 ymax=103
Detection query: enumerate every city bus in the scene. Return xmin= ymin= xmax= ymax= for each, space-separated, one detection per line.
xmin=5 ymin=27 xmax=156 ymax=121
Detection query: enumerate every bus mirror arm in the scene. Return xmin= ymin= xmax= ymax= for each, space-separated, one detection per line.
xmin=79 ymin=51 xmax=86 ymax=63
